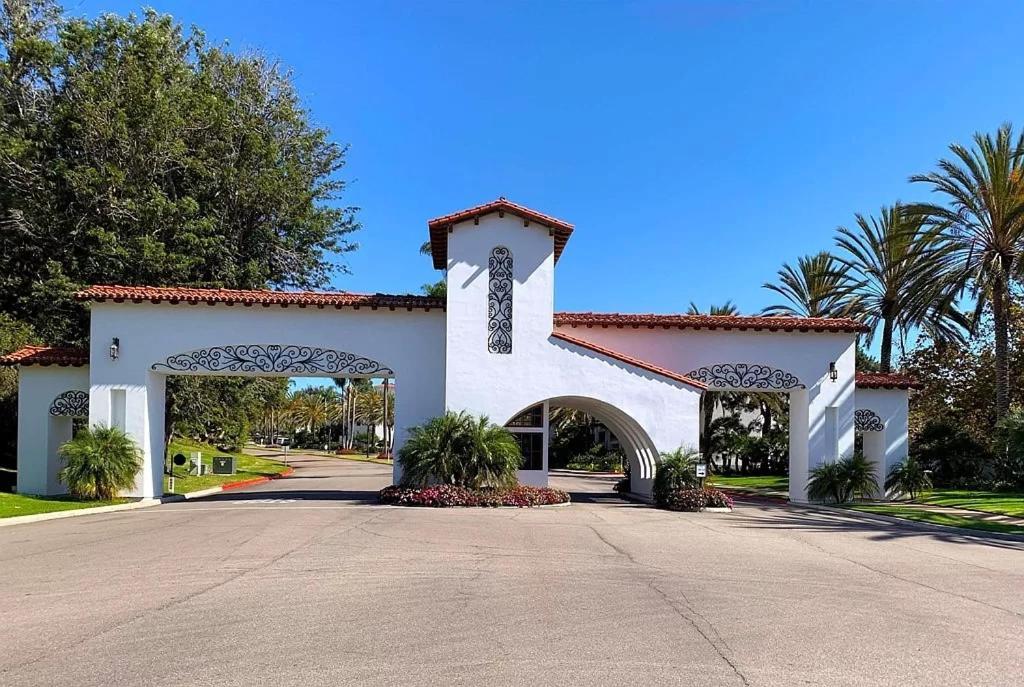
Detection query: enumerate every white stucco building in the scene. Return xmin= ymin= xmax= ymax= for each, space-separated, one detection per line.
xmin=2 ymin=198 xmax=920 ymax=502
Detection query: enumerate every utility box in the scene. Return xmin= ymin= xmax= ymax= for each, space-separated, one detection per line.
xmin=189 ymin=452 xmax=203 ymax=476
xmin=212 ymin=456 xmax=236 ymax=475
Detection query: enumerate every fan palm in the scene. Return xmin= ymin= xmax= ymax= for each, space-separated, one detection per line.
xmin=761 ymin=252 xmax=860 ymax=318
xmin=910 ymin=123 xmax=1024 ymax=418
xmin=398 ymin=411 xmax=521 ymax=488
xmin=58 ymin=425 xmax=142 ymax=499
xmin=834 ymin=203 xmax=968 ymax=371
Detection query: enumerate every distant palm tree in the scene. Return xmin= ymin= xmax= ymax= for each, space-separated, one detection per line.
xmin=686 ymin=300 xmax=739 ymax=316
xmin=834 ymin=203 xmax=968 ymax=372
xmin=761 ymin=252 xmax=859 ymax=318
xmin=910 ymin=123 xmax=1024 ymax=418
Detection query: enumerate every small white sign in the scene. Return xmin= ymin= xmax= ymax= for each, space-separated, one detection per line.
xmin=695 ymin=464 xmax=707 ymax=478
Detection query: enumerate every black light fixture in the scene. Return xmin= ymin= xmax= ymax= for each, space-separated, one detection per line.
xmin=828 ymin=361 xmax=838 ymax=382
xmin=109 ymin=337 xmax=120 ymax=361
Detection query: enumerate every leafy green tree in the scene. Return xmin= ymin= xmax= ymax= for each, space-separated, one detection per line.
xmin=834 ymin=203 xmax=967 ymax=371
xmin=58 ymin=424 xmax=142 ymax=499
xmin=910 ymin=123 xmax=1024 ymax=419
xmin=0 ymin=312 xmax=37 ymax=475
xmin=761 ymin=252 xmax=859 ymax=318
xmin=0 ymin=2 xmax=359 ymax=345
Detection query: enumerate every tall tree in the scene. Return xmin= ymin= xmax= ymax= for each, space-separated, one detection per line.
xmin=0 ymin=2 xmax=360 ymax=345
xmin=686 ymin=301 xmax=739 ymax=315
xmin=910 ymin=123 xmax=1024 ymax=418
xmin=834 ymin=203 xmax=967 ymax=371
xmin=761 ymin=252 xmax=859 ymax=318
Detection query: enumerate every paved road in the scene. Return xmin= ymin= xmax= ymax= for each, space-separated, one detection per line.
xmin=1 ymin=454 xmax=1022 ymax=687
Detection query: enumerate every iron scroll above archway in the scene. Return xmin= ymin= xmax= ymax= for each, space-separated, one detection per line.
xmin=152 ymin=345 xmax=393 ymax=376
xmin=854 ymin=408 xmax=884 ymax=432
xmin=685 ymin=363 xmax=803 ymax=390
xmin=50 ymin=390 xmax=89 ymax=417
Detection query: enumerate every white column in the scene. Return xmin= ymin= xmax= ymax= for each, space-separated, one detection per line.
xmin=862 ymin=431 xmax=887 ymax=498
xmin=788 ymin=388 xmax=810 ymax=503
xmin=89 ymin=378 xmax=161 ymax=499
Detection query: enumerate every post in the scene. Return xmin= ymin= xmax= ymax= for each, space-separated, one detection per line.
xmin=788 ymin=388 xmax=810 ymax=503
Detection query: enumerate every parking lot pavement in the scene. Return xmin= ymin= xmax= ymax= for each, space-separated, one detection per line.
xmin=1 ymin=457 xmax=1022 ymax=686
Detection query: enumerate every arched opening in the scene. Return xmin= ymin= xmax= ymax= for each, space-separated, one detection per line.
xmin=503 ymin=395 xmax=661 ymax=500
xmin=149 ymin=344 xmax=397 ymax=500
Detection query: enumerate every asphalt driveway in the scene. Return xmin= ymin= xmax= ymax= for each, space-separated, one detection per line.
xmin=1 ymin=454 xmax=1021 ymax=686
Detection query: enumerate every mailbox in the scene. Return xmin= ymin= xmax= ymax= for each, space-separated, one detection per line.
xmin=212 ymin=456 xmax=236 ymax=475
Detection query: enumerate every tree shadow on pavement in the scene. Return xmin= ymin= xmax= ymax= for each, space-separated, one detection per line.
xmin=728 ymin=497 xmax=1024 ymax=551
xmin=194 ymin=489 xmax=380 ymax=504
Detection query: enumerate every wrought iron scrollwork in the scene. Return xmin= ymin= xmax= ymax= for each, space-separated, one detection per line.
xmin=854 ymin=409 xmax=884 ymax=432
xmin=488 ymin=246 xmax=513 ymax=354
xmin=685 ymin=363 xmax=802 ymax=390
xmin=50 ymin=390 xmax=89 ymax=417
xmin=152 ymin=345 xmax=393 ymax=376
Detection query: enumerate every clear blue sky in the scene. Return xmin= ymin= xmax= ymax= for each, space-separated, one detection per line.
xmin=75 ymin=0 xmax=1024 ymax=317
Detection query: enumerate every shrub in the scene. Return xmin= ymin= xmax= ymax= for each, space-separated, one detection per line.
xmin=58 ymin=425 xmax=142 ymax=499
xmin=653 ymin=448 xmax=700 ymax=507
xmin=662 ymin=487 xmax=734 ymax=512
xmin=379 ymin=484 xmax=569 ymax=508
xmin=807 ymin=452 xmax=879 ymax=503
xmin=839 ymin=451 xmax=880 ymax=500
xmin=398 ymin=411 xmax=522 ymax=489
xmin=912 ymin=420 xmax=991 ymax=488
xmin=885 ymin=456 xmax=932 ymax=500
xmin=807 ymin=461 xmax=847 ymax=503
xmin=614 ymin=464 xmax=632 ymax=494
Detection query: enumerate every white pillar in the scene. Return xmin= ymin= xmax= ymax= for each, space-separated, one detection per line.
xmin=862 ymin=430 xmax=886 ymax=497
xmin=788 ymin=388 xmax=810 ymax=503
xmin=89 ymin=377 xmax=162 ymax=499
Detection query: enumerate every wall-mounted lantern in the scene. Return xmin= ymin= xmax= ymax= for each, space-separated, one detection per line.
xmin=109 ymin=337 xmax=120 ymax=361
xmin=828 ymin=361 xmax=838 ymax=382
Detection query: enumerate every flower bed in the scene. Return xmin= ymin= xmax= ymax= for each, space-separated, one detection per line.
xmin=379 ymin=484 xmax=570 ymax=508
xmin=663 ymin=487 xmax=734 ymax=512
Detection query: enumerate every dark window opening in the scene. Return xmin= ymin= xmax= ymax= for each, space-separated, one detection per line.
xmin=507 ymin=404 xmax=543 ymax=428
xmin=513 ymin=432 xmax=544 ymax=470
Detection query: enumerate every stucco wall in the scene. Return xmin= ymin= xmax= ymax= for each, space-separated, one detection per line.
xmin=854 ymin=387 xmax=910 ymax=496
xmin=16 ymin=365 xmax=90 ymax=495
xmin=88 ymin=302 xmax=447 ymax=497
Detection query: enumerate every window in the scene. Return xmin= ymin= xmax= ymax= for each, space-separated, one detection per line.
xmin=506 ymin=404 xmax=543 ymax=428
xmin=488 ymin=246 xmax=513 ymax=353
xmin=513 ymin=432 xmax=544 ymax=471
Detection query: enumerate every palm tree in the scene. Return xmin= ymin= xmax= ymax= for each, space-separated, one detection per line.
xmin=834 ymin=203 xmax=967 ymax=372
xmin=910 ymin=123 xmax=1024 ymax=418
xmin=686 ymin=301 xmax=739 ymax=315
xmin=761 ymin=252 xmax=859 ymax=318
xmin=58 ymin=425 xmax=142 ymax=499
xmin=398 ymin=411 xmax=520 ymax=488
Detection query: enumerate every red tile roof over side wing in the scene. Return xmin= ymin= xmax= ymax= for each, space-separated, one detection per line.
xmin=550 ymin=331 xmax=707 ymax=391
xmin=554 ymin=312 xmax=867 ymax=334
xmin=855 ymin=373 xmax=923 ymax=390
xmin=75 ymin=285 xmax=445 ymax=310
xmin=427 ymin=197 xmax=574 ymax=270
xmin=0 ymin=346 xmax=89 ymax=367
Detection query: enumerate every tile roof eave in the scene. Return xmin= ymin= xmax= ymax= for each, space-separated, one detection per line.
xmin=550 ymin=331 xmax=707 ymax=391
xmin=0 ymin=345 xmax=89 ymax=367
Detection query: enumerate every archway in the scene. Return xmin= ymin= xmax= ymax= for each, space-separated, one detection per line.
xmin=503 ymin=395 xmax=662 ymax=499
xmin=147 ymin=344 xmax=397 ymax=498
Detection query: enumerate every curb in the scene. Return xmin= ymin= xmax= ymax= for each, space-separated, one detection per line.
xmin=0 ymin=467 xmax=296 ymax=527
xmin=797 ymin=500 xmax=1024 ymax=544
xmin=0 ymin=498 xmax=163 ymax=527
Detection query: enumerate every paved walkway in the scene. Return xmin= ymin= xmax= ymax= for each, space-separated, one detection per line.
xmin=1 ymin=456 xmax=1022 ymax=686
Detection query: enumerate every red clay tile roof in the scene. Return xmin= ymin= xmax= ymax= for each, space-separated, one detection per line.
xmin=550 ymin=331 xmax=707 ymax=391
xmin=0 ymin=345 xmax=89 ymax=367
xmin=554 ymin=312 xmax=867 ymax=334
xmin=427 ymin=197 xmax=574 ymax=270
xmin=855 ymin=373 xmax=922 ymax=390
xmin=75 ymin=285 xmax=445 ymax=310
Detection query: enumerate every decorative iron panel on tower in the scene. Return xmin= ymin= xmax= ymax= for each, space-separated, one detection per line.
xmin=488 ymin=246 xmax=513 ymax=354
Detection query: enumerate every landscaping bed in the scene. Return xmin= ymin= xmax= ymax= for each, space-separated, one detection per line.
xmin=164 ymin=439 xmax=289 ymax=495
xmin=661 ymin=487 xmax=734 ymax=512
xmin=379 ymin=484 xmax=570 ymax=508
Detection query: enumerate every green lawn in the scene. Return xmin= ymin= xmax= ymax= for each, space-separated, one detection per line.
xmin=163 ymin=439 xmax=289 ymax=495
xmin=0 ymin=492 xmax=128 ymax=519
xmin=917 ymin=490 xmax=1024 ymax=518
xmin=845 ymin=503 xmax=1024 ymax=536
xmin=712 ymin=474 xmax=789 ymax=492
